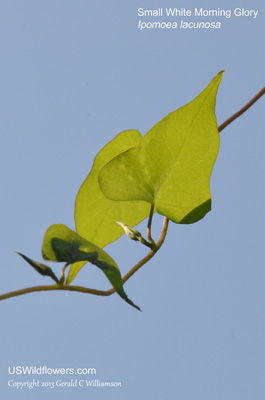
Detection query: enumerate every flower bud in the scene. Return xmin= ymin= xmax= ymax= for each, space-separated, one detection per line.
xmin=116 ymin=221 xmax=142 ymax=241
xmin=116 ymin=221 xmax=153 ymax=249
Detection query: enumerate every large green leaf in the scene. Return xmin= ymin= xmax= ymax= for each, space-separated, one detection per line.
xmin=42 ymin=224 xmax=140 ymax=310
xmin=71 ymin=130 xmax=150 ymax=284
xmin=99 ymin=72 xmax=223 ymax=224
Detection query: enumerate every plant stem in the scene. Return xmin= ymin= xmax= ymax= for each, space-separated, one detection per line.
xmin=60 ymin=263 xmax=69 ymax=284
xmin=0 ymin=284 xmax=113 ymax=301
xmin=122 ymin=217 xmax=169 ymax=283
xmin=218 ymin=87 xmax=265 ymax=133
xmin=147 ymin=204 xmax=155 ymax=244
xmin=0 ymin=217 xmax=170 ymax=301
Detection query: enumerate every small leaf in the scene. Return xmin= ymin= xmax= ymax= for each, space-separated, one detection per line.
xmin=16 ymin=252 xmax=59 ymax=283
xmin=99 ymin=72 xmax=223 ymax=224
xmin=42 ymin=224 xmax=141 ymax=310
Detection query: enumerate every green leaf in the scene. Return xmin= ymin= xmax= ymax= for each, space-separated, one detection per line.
xmin=42 ymin=224 xmax=141 ymax=310
xmin=16 ymin=252 xmax=59 ymax=283
xmin=75 ymin=129 xmax=150 ymax=247
xmin=71 ymin=129 xmax=150 ymax=285
xmin=99 ymin=72 xmax=223 ymax=224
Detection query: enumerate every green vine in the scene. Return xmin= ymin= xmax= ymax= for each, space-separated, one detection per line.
xmin=1 ymin=73 xmax=264 ymax=310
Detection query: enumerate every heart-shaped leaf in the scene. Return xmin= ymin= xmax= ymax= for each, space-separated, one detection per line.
xmin=42 ymin=224 xmax=140 ymax=310
xmin=99 ymin=72 xmax=223 ymax=224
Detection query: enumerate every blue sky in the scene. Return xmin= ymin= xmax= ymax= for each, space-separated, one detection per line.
xmin=0 ymin=1 xmax=264 ymax=399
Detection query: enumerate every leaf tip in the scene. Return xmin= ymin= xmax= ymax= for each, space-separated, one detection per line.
xmin=124 ymin=296 xmax=142 ymax=311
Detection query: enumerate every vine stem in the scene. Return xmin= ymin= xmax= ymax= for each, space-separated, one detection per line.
xmin=147 ymin=204 xmax=155 ymax=245
xmin=0 ymin=217 xmax=169 ymax=301
xmin=218 ymin=87 xmax=265 ymax=133
xmin=0 ymin=86 xmax=264 ymax=303
xmin=0 ymin=284 xmax=111 ymax=301
xmin=60 ymin=263 xmax=69 ymax=284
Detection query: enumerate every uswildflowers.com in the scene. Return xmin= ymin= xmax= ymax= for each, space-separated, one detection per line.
xmin=8 ymin=366 xmax=96 ymax=375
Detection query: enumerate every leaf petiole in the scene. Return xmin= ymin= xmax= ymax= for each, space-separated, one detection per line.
xmin=60 ymin=263 xmax=69 ymax=284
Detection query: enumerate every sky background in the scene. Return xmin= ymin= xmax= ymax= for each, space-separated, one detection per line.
xmin=0 ymin=0 xmax=264 ymax=399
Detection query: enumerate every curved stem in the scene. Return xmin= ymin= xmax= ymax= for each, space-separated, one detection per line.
xmin=0 ymin=284 xmax=114 ymax=301
xmin=156 ymin=217 xmax=169 ymax=248
xmin=121 ymin=217 xmax=169 ymax=284
xmin=74 ymin=217 xmax=170 ymax=297
xmin=218 ymin=87 xmax=265 ymax=133
xmin=60 ymin=263 xmax=69 ymax=284
xmin=0 ymin=217 xmax=170 ymax=301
